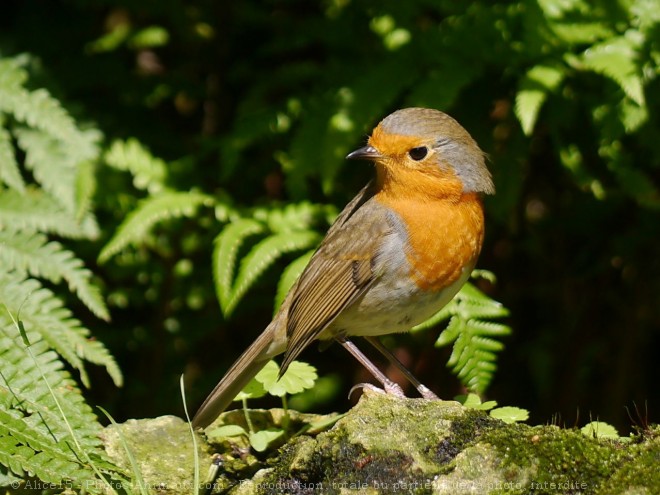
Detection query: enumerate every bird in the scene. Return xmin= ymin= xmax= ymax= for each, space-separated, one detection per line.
xmin=193 ymin=107 xmax=495 ymax=428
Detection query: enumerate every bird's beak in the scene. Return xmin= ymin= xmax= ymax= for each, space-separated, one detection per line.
xmin=346 ymin=145 xmax=383 ymax=161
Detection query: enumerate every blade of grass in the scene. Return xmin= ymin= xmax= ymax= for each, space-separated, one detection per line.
xmin=97 ymin=406 xmax=149 ymax=495
xmin=180 ymin=375 xmax=200 ymax=495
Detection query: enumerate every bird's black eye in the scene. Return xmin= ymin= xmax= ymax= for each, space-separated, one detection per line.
xmin=408 ymin=146 xmax=428 ymax=161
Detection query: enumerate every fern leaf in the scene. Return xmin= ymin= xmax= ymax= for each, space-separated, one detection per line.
xmin=225 ymin=231 xmax=321 ymax=316
xmin=441 ymin=314 xmax=511 ymax=394
xmin=0 ymin=271 xmax=122 ymax=387
xmin=0 ymin=231 xmax=109 ymax=320
xmin=98 ymin=190 xmax=214 ymax=263
xmin=75 ymin=160 xmax=97 ymax=223
xmin=413 ymin=281 xmax=512 ymax=394
xmin=14 ymin=128 xmax=74 ymax=213
xmin=576 ymin=36 xmax=645 ymax=105
xmin=454 ymin=283 xmax=510 ymax=320
xmin=0 ymin=188 xmax=99 ymax=239
xmin=266 ymin=201 xmax=330 ymax=233
xmin=212 ymin=218 xmax=265 ymax=314
xmin=432 ymin=315 xmax=463 ymax=346
xmin=274 ymin=250 xmax=315 ymax=313
xmin=0 ymin=122 xmax=25 ymax=192
xmin=548 ymin=21 xmax=613 ymax=45
xmin=0 ymin=321 xmax=124 ymax=491
xmin=104 ymin=138 xmax=167 ymax=193
xmin=0 ymin=57 xmax=29 ymax=108
xmin=515 ymin=64 xmax=565 ymax=135
xmin=0 ymin=59 xmax=90 ymax=152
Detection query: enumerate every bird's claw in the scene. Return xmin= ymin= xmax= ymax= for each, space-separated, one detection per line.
xmin=348 ymin=381 xmax=407 ymax=400
xmin=417 ymin=384 xmax=439 ymax=400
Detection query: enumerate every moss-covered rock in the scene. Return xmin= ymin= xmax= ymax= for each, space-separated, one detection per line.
xmin=102 ymin=393 xmax=660 ymax=494
xmin=102 ymin=415 xmax=213 ymax=494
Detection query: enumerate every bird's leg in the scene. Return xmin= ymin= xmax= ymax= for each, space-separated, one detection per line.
xmin=364 ymin=336 xmax=439 ymax=400
xmin=336 ymin=337 xmax=406 ymax=398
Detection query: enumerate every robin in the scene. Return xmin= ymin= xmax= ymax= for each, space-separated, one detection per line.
xmin=193 ymin=107 xmax=494 ymax=428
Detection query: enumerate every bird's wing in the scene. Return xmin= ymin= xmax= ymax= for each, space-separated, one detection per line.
xmin=279 ymin=181 xmax=392 ymax=373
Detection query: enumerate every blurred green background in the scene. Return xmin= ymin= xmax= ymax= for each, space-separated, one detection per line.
xmin=2 ymin=0 xmax=658 ymax=432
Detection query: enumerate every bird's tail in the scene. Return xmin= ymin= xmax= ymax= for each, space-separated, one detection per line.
xmin=192 ymin=324 xmax=278 ymax=428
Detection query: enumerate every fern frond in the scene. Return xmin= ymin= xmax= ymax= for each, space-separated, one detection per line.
xmin=413 ymin=281 xmax=511 ymax=394
xmin=0 ymin=60 xmax=92 ymax=152
xmin=98 ymin=190 xmax=214 ymax=263
xmin=0 ymin=231 xmax=109 ymax=321
xmin=75 ymin=160 xmax=97 ymax=223
xmin=104 ymin=138 xmax=167 ymax=193
xmin=575 ymin=36 xmax=645 ymax=105
xmin=14 ymin=127 xmax=96 ymax=214
xmin=0 ymin=271 xmax=122 ymax=388
xmin=0 ymin=122 xmax=25 ymax=192
xmin=515 ymin=64 xmax=565 ymax=136
xmin=265 ymin=201 xmax=329 ymax=233
xmin=224 ymin=231 xmax=320 ymax=316
xmin=212 ymin=218 xmax=265 ymax=314
xmin=0 ymin=187 xmax=99 ymax=240
xmin=0 ymin=317 xmax=125 ymax=491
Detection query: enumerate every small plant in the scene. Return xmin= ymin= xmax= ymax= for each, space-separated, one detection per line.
xmin=581 ymin=421 xmax=629 ymax=441
xmin=458 ymin=392 xmax=529 ymax=424
xmin=206 ymin=360 xmax=320 ymax=452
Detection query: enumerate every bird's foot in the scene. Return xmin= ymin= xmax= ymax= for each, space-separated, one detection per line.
xmin=348 ymin=381 xmax=407 ymax=400
xmin=417 ymin=384 xmax=439 ymax=400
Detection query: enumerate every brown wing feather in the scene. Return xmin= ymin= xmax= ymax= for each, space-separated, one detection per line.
xmin=279 ymin=183 xmax=391 ymax=373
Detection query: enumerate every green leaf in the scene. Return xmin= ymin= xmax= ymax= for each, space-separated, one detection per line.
xmin=255 ymin=360 xmax=318 ymax=397
xmin=0 ymin=78 xmax=89 ymax=152
xmin=0 ymin=123 xmax=25 ymax=192
xmin=0 ymin=231 xmax=109 ymax=321
xmin=575 ymin=36 xmax=645 ymax=105
xmin=128 ymin=26 xmax=170 ymax=49
xmin=224 ymin=231 xmax=320 ymax=316
xmin=249 ymin=429 xmax=285 ymax=452
xmin=75 ymin=160 xmax=97 ymax=224
xmin=99 ymin=191 xmax=214 ymax=263
xmin=619 ymin=99 xmax=648 ymax=133
xmin=0 ymin=312 xmax=125 ymax=490
xmin=548 ymin=22 xmax=613 ymax=45
xmin=433 ymin=316 xmax=463 ymax=346
xmin=104 ymin=138 xmax=168 ymax=193
xmin=423 ymin=282 xmax=511 ymax=394
xmin=515 ymin=64 xmax=565 ymax=135
xmin=0 ymin=189 xmax=99 ymax=239
xmin=233 ymin=377 xmax=268 ymax=401
xmin=0 ymin=271 xmax=122 ymax=387
xmin=581 ymin=421 xmax=620 ymax=439
xmin=207 ymin=425 xmax=247 ymax=439
xmin=86 ymin=23 xmax=130 ymax=53
xmin=490 ymin=406 xmax=529 ymax=424
xmin=212 ymin=218 xmax=265 ymax=315
xmin=15 ymin=127 xmax=99 ymax=214
xmin=457 ymin=393 xmax=497 ymax=411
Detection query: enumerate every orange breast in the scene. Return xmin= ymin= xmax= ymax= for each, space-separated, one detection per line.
xmin=376 ymin=191 xmax=485 ymax=291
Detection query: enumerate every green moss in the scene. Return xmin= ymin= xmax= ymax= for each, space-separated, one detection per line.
xmin=433 ymin=409 xmax=503 ymax=465
xmin=197 ymin=395 xmax=660 ymax=494
xmin=263 ymin=422 xmax=431 ymax=494
xmin=481 ymin=425 xmax=622 ymax=494
xmin=601 ymin=427 xmax=660 ymax=495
